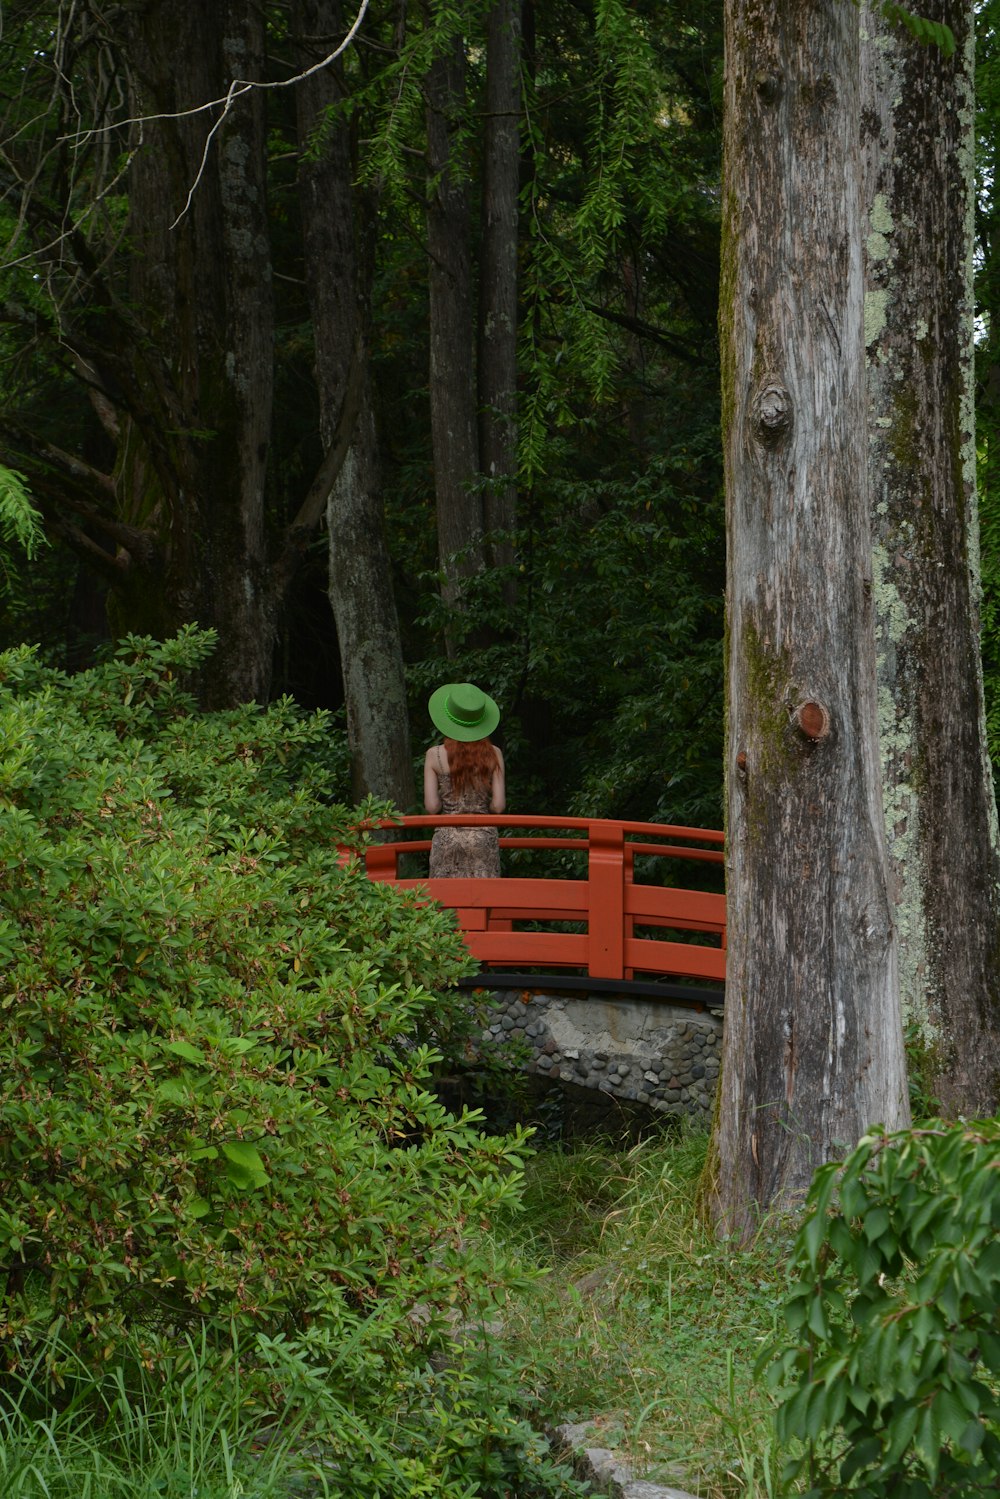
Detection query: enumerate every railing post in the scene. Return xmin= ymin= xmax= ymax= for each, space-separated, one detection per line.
xmin=588 ymin=821 xmax=625 ymax=979
xmin=365 ymin=843 xmax=399 ymax=881
xmin=623 ymin=843 xmax=635 ymax=980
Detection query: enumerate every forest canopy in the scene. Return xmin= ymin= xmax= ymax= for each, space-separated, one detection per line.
xmin=0 ymin=0 xmax=726 ymax=825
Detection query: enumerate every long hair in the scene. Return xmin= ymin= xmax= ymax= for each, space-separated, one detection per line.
xmin=444 ymin=737 xmax=498 ymax=799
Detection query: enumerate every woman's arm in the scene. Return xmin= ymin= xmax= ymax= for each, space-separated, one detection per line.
xmin=423 ymin=747 xmax=443 ymax=813
xmin=490 ymin=746 xmax=506 ymax=814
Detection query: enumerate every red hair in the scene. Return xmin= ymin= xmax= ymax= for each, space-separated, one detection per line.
xmin=444 ymin=737 xmax=498 ymax=799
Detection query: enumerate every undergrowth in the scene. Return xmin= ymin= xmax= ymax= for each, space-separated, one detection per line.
xmin=493 ymin=1128 xmax=796 ymax=1498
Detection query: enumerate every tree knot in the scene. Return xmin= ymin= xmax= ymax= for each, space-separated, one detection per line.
xmin=754 ymin=72 xmax=782 ymax=106
xmin=752 ymin=381 xmax=793 ymax=447
xmin=792 ymin=701 xmax=830 ymax=741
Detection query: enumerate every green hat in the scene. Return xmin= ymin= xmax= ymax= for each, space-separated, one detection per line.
xmin=428 ymin=681 xmax=500 ymax=742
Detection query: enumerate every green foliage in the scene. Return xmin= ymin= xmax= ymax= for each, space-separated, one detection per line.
xmin=879 ymin=3 xmax=956 ymax=57
xmin=903 ymin=1020 xmax=944 ymax=1122
xmin=762 ymin=1120 xmax=1000 ymax=1497
xmin=0 ymin=1327 xmax=318 ymax=1498
xmin=411 ymin=431 xmax=725 ymax=827
xmin=0 ymin=0 xmax=729 ymax=829
xmin=0 ymin=466 xmax=46 ymax=561
xmin=0 ymin=629 xmax=589 ymax=1494
xmin=0 ymin=465 xmax=65 ymax=664
xmin=0 ymin=1321 xmax=590 ymax=1498
xmin=518 ymin=0 xmax=722 ymax=486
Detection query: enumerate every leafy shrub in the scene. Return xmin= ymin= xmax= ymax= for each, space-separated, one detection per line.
xmin=0 ymin=630 xmax=579 ymax=1493
xmin=762 ymin=1119 xmax=1000 ymax=1497
xmin=0 ymin=1321 xmax=589 ymax=1499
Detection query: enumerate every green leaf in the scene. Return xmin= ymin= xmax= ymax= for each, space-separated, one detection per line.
xmin=959 ymin=1417 xmax=985 ymax=1455
xmin=840 ymin=1435 xmax=882 ymax=1483
xmin=802 ymin=1207 xmax=828 ymax=1270
xmin=914 ymin=1401 xmax=942 ymax=1477
xmin=880 ymin=1 xmax=956 ymax=57
xmin=863 ymin=1206 xmax=891 ymax=1243
xmin=978 ymin=1328 xmax=1000 ymax=1372
xmin=883 ymin=1401 xmax=919 ymax=1467
xmin=156 ymin=1079 xmax=188 ymax=1107
xmin=807 ymin=1296 xmax=831 ymax=1339
xmin=939 ymin=1388 xmax=972 ymax=1448
xmin=0 ymin=466 xmax=47 ymax=559
xmin=164 ymin=1039 xmax=206 ymax=1065
xmin=221 ymin=1141 xmax=268 ymax=1183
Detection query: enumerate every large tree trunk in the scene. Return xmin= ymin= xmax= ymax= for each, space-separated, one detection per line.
xmin=862 ymin=2 xmax=1000 ymax=1116
xmin=478 ymin=0 xmax=521 ymax=575
xmin=708 ymin=0 xmax=909 ymax=1238
xmin=425 ymin=33 xmax=485 ymax=623
xmin=120 ymin=0 xmax=275 ymax=706
xmin=295 ymin=0 xmax=414 ymax=809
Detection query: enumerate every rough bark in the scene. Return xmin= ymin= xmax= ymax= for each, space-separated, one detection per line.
xmin=862 ymin=2 xmax=1000 ymax=1116
xmin=425 ymin=34 xmax=485 ymax=620
xmin=710 ymin=0 xmax=909 ymax=1238
xmin=478 ymin=0 xmax=521 ymax=574
xmin=295 ymin=0 xmax=414 ymax=809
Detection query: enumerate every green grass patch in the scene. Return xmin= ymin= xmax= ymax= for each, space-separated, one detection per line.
xmin=0 ymin=1335 xmax=321 ymax=1499
xmin=493 ymin=1129 xmax=796 ymax=1497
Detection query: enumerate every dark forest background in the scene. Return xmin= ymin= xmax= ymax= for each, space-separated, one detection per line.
xmin=2 ymin=0 xmax=1000 ymax=825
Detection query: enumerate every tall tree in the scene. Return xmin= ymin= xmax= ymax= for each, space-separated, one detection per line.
xmin=478 ymin=0 xmax=521 ymax=576
xmin=295 ymin=0 xmax=414 ymax=807
xmin=862 ymin=1 xmax=1000 ymax=1116
xmin=0 ymin=0 xmax=731 ymax=827
xmin=0 ymin=0 xmax=278 ymax=706
xmin=424 ymin=27 xmax=485 ymax=622
xmin=709 ymin=0 xmax=909 ymax=1238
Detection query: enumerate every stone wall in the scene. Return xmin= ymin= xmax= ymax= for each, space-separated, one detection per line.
xmin=482 ymin=989 xmax=722 ymax=1123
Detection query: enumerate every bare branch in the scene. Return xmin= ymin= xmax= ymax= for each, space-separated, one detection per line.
xmin=0 ymin=0 xmax=368 ymax=260
xmin=59 ymin=0 xmax=369 ymax=143
xmin=5 ymin=427 xmax=116 ymax=499
xmin=582 ymin=300 xmax=704 ymax=365
xmin=166 ymin=2 xmax=370 ymax=227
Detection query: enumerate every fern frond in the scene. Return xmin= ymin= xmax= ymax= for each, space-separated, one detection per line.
xmin=0 ymin=467 xmax=47 ymax=560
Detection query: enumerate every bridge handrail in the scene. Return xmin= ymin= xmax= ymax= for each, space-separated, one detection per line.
xmin=362 ymin=835 xmax=724 ymax=864
xmin=345 ymin=813 xmax=726 ymax=993
xmin=371 ymin=812 xmax=724 ymax=841
xmin=363 ymin=814 xmax=724 ymax=869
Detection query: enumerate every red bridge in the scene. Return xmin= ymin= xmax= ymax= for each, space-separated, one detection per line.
xmin=359 ymin=815 xmax=727 ymax=1009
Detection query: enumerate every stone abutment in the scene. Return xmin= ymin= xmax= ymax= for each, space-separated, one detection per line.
xmin=480 ymin=989 xmax=723 ymax=1123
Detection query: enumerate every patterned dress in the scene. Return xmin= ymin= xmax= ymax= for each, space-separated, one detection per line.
xmin=429 ymin=769 xmax=501 ymax=878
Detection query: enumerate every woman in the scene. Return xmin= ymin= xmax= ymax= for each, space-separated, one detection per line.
xmin=423 ymin=681 xmax=505 ymax=878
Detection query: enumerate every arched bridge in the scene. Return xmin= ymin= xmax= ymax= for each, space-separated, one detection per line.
xmin=359 ymin=814 xmax=726 ymax=1011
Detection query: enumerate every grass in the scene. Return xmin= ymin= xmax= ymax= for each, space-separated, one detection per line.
xmin=0 ymin=1335 xmax=326 ymax=1499
xmin=491 ymin=1127 xmax=797 ymax=1498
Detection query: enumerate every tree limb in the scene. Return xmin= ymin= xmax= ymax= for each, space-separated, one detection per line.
xmin=582 ymin=300 xmax=703 ymax=365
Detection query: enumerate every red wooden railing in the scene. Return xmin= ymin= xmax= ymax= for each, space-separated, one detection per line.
xmin=353 ymin=815 xmax=726 ymax=996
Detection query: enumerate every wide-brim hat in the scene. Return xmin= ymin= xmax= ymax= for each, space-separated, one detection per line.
xmin=428 ymin=681 xmax=501 ymax=742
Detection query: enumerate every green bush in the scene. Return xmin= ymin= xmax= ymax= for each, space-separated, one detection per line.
xmin=762 ymin=1118 xmax=1000 ymax=1497
xmin=0 ymin=630 xmax=582 ymax=1494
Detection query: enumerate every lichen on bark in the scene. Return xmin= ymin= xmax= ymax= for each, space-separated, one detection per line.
xmin=863 ymin=0 xmax=1000 ymax=1113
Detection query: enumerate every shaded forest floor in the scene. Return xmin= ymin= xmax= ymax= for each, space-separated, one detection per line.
xmin=491 ymin=1126 xmax=793 ymax=1497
